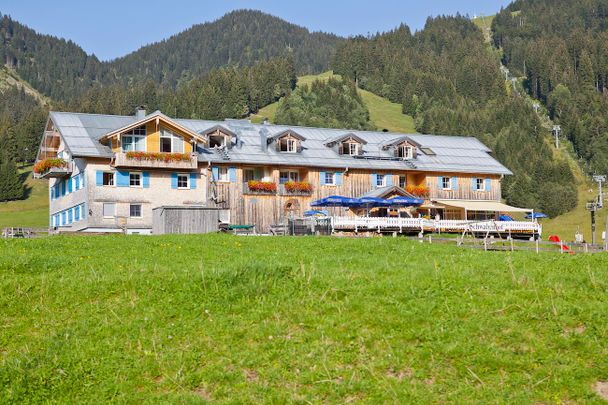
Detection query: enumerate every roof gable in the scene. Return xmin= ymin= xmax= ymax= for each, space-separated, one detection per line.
xmin=325 ymin=133 xmax=368 ymax=146
xmin=100 ymin=111 xmax=205 ymax=143
xmin=268 ymin=129 xmax=306 ymax=143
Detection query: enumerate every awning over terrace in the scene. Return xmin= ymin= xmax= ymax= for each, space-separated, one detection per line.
xmin=435 ymin=200 xmax=532 ymax=213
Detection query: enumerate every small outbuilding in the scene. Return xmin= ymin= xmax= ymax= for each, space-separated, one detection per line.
xmin=152 ymin=206 xmax=229 ymax=234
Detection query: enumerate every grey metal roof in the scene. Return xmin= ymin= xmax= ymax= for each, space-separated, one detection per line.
xmin=48 ymin=111 xmax=512 ymax=175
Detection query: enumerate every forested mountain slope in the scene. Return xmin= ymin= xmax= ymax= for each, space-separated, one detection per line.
xmin=0 ymin=10 xmax=340 ymax=102
xmin=331 ymin=15 xmax=577 ymax=217
xmin=492 ymin=0 xmax=608 ymax=174
xmin=107 ymin=10 xmax=342 ymax=87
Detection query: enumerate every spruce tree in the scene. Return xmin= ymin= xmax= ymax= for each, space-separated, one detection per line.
xmin=0 ymin=154 xmax=25 ymax=201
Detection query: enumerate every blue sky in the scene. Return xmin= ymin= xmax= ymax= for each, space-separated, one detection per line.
xmin=1 ymin=0 xmax=511 ymax=61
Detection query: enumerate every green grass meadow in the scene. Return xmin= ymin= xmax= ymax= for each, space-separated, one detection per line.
xmin=1 ymin=234 xmax=607 ymax=402
xmin=0 ymin=167 xmax=48 ymax=228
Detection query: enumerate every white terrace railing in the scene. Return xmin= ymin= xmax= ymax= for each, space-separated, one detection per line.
xmin=330 ymin=217 xmax=542 ymax=235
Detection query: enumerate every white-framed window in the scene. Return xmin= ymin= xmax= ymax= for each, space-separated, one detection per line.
xmin=376 ymin=174 xmax=386 ymax=187
xmin=279 ymin=138 xmax=297 ymax=153
xmin=442 ymin=177 xmax=452 ymax=190
xmin=279 ymin=170 xmax=299 ymax=184
xmin=121 ymin=126 xmax=146 ymax=152
xmin=103 ymin=203 xmax=116 ymax=218
xmin=475 ymin=178 xmax=485 ymax=191
xmin=177 ymin=173 xmax=189 ymax=189
xmin=102 ymin=172 xmax=115 ymax=186
xmin=217 ymin=167 xmax=229 ymax=182
xmin=209 ymin=134 xmax=227 ymax=148
xmin=324 ymin=172 xmax=335 ymax=185
xmin=129 ymin=172 xmax=142 ymax=187
xmin=160 ymin=127 xmax=184 ymax=153
xmin=398 ymin=145 xmax=415 ymax=159
xmin=130 ymin=204 xmax=142 ymax=218
xmin=341 ymin=142 xmax=361 ymax=156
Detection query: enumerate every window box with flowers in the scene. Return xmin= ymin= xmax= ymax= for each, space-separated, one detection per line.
xmin=279 ymin=181 xmax=313 ymax=195
xmin=406 ymin=184 xmax=430 ymax=198
xmin=244 ymin=180 xmax=277 ymax=195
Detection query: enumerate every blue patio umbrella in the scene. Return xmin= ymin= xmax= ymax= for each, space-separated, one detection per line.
xmin=310 ymin=195 xmax=361 ymax=207
xmin=304 ymin=210 xmax=329 ymax=217
xmin=387 ymin=196 xmax=424 ymax=207
xmin=358 ymin=197 xmax=391 ymax=207
xmin=499 ymin=214 xmax=515 ymax=221
xmin=525 ymin=212 xmax=548 ymax=219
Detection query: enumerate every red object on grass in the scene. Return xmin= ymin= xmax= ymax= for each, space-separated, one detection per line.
xmin=548 ymin=235 xmax=572 ymax=252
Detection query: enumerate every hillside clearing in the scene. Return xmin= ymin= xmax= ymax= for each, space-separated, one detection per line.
xmin=1 ymin=234 xmax=607 ymax=402
xmin=251 ymin=71 xmax=416 ymax=133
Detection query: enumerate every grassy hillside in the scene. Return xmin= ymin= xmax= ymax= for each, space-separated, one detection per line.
xmin=0 ymin=66 xmax=50 ymax=106
xmin=251 ymin=71 xmax=417 ymax=133
xmin=1 ymin=234 xmax=607 ymax=402
xmin=0 ymin=166 xmax=48 ymax=228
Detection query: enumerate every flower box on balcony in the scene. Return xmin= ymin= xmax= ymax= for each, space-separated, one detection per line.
xmin=113 ymin=151 xmax=198 ymax=170
xmin=406 ymin=184 xmax=429 ymax=198
xmin=33 ymin=158 xmax=72 ymax=178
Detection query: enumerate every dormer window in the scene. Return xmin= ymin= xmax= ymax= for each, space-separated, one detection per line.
xmin=270 ymin=130 xmax=305 ymax=154
xmin=397 ymin=144 xmax=415 ymax=159
xmin=202 ymin=125 xmax=236 ymax=149
xmin=280 ymin=138 xmax=298 ymax=153
xmin=342 ymin=141 xmax=361 ymax=156
xmin=209 ymin=134 xmax=227 ymax=148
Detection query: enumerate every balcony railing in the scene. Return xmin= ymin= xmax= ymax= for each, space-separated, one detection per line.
xmin=428 ymin=188 xmax=501 ymax=202
xmin=113 ymin=151 xmax=198 ymax=170
xmin=278 ymin=183 xmax=313 ymax=196
xmin=242 ymin=181 xmax=277 ymax=195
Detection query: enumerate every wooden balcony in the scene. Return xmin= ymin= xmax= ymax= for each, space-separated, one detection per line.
xmin=278 ymin=184 xmax=313 ymax=196
xmin=113 ymin=152 xmax=198 ymax=170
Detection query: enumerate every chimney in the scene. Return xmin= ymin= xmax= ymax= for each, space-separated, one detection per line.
xmin=135 ymin=105 xmax=146 ymax=120
xmin=260 ymin=128 xmax=269 ymax=152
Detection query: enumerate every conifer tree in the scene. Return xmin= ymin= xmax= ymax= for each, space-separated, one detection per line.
xmin=0 ymin=154 xmax=24 ymax=201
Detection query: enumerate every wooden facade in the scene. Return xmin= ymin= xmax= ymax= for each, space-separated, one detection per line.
xmin=209 ymin=165 xmax=502 ymax=232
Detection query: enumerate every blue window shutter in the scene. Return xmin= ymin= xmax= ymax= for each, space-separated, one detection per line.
xmin=61 ymin=212 xmax=66 ymax=226
xmin=171 ymin=173 xmax=178 ymax=189
xmin=55 ymin=185 xmax=60 ymax=199
xmin=437 ymin=176 xmax=443 ymax=190
xmin=320 ymin=171 xmax=326 ymax=185
xmin=452 ymin=176 xmax=458 ymax=191
xmin=50 ymin=187 xmax=54 ymax=201
xmin=68 ymin=178 xmax=73 ymax=193
xmin=82 ymin=203 xmax=86 ymax=219
xmin=336 ymin=172 xmax=343 ymax=186
xmin=386 ymin=174 xmax=393 ymax=186
xmin=142 ymin=172 xmax=150 ymax=188
xmin=485 ymin=178 xmax=491 ymax=192
xmin=190 ymin=172 xmax=197 ymax=189
xmin=371 ymin=173 xmax=377 ymax=186
xmin=81 ymin=173 xmax=85 ymax=189
xmin=229 ymin=167 xmax=237 ymax=182
xmin=75 ymin=206 xmax=80 ymax=221
xmin=117 ymin=171 xmax=130 ymax=187
xmin=61 ymin=181 xmax=66 ymax=196
xmin=96 ymin=171 xmax=103 ymax=186
xmin=212 ymin=167 xmax=219 ymax=181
